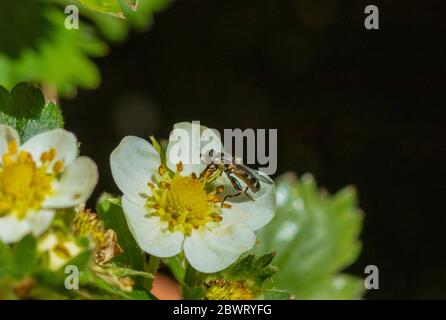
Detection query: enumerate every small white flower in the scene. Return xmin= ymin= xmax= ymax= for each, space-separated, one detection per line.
xmin=0 ymin=125 xmax=98 ymax=244
xmin=111 ymin=122 xmax=276 ymax=273
xmin=37 ymin=232 xmax=83 ymax=271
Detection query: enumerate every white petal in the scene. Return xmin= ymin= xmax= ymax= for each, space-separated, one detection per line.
xmin=21 ymin=129 xmax=78 ymax=168
xmin=0 ymin=125 xmax=20 ymax=165
xmin=218 ymin=171 xmax=276 ymax=231
xmin=122 ymin=196 xmax=184 ymax=258
xmin=110 ymin=136 xmax=160 ymax=205
xmin=166 ymin=122 xmax=223 ymax=176
xmin=27 ymin=210 xmax=55 ymax=237
xmin=0 ymin=215 xmax=30 ymax=244
xmin=37 ymin=233 xmax=59 ymax=252
xmin=43 ymin=157 xmax=98 ymax=208
xmin=183 ymin=216 xmax=256 ymax=273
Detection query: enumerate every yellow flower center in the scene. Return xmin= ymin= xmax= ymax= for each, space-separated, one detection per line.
xmin=146 ymin=163 xmax=227 ymax=236
xmin=205 ymin=279 xmax=254 ymax=300
xmin=0 ymin=140 xmax=64 ymax=219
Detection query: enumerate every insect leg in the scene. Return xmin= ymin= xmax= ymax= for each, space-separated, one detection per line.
xmin=242 ymin=185 xmax=255 ymax=201
xmin=221 ymin=174 xmax=243 ymax=207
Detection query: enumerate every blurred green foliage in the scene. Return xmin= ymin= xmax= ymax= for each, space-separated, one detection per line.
xmin=0 ymin=0 xmax=52 ymax=58
xmin=256 ymin=173 xmax=364 ymax=299
xmin=0 ymin=234 xmax=88 ymax=299
xmin=0 ymin=0 xmax=172 ymax=97
xmin=78 ymin=0 xmax=130 ymax=17
xmin=0 ymin=232 xmax=153 ymax=299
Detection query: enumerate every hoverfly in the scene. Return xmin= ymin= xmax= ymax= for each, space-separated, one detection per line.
xmin=199 ymin=149 xmax=273 ymax=206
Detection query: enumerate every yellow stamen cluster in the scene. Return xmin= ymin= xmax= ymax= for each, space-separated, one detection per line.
xmin=0 ymin=140 xmax=63 ymax=219
xmin=205 ymin=279 xmax=254 ymax=300
xmin=72 ymin=209 xmax=107 ymax=245
xmin=146 ymin=163 xmax=225 ymax=236
xmin=72 ymin=209 xmax=123 ymax=264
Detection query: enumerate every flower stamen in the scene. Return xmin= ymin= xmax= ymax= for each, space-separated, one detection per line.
xmin=158 ymin=164 xmax=166 ymax=176
xmin=205 ymin=279 xmax=253 ymax=300
xmin=146 ymin=163 xmax=225 ymax=236
xmin=0 ymin=143 xmax=60 ymax=219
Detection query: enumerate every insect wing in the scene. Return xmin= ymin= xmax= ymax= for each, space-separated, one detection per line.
xmin=236 ymin=163 xmax=273 ymax=185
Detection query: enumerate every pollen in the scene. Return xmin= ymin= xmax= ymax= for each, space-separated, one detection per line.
xmin=146 ymin=163 xmax=224 ymax=236
xmin=0 ymin=141 xmax=58 ymax=219
xmin=8 ymin=140 xmax=18 ymax=154
xmin=53 ymin=161 xmax=64 ymax=174
xmin=205 ymin=279 xmax=254 ymax=300
xmin=158 ymin=165 xmax=166 ymax=176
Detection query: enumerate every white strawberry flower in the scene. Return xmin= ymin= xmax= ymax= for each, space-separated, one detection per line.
xmin=111 ymin=122 xmax=276 ymax=273
xmin=37 ymin=232 xmax=83 ymax=271
xmin=0 ymin=125 xmax=98 ymax=244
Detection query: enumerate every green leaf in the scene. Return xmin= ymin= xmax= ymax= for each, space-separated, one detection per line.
xmin=126 ymin=289 xmax=156 ymax=300
xmin=29 ymin=286 xmax=70 ymax=300
xmin=96 ymin=194 xmax=145 ymax=278
xmin=0 ymin=82 xmax=64 ymax=141
xmin=0 ymin=0 xmax=52 ymax=59
xmin=256 ymin=173 xmax=364 ymax=300
xmin=222 ymin=253 xmax=278 ymax=288
xmin=7 ymin=82 xmax=44 ymax=118
xmin=77 ymin=0 xmax=142 ymax=18
xmin=79 ymin=0 xmax=126 ymax=18
xmin=0 ymin=82 xmax=44 ymax=130
xmin=194 ymin=253 xmax=283 ymax=300
xmin=0 ymin=6 xmax=104 ymax=96
xmin=0 ymin=278 xmax=19 ymax=300
xmin=294 ymin=274 xmax=364 ymax=300
xmin=21 ymin=102 xmax=64 ymax=141
xmin=119 ymin=0 xmax=172 ymax=29
xmin=0 ymin=242 xmax=14 ymax=277
xmin=12 ymin=235 xmax=38 ymax=279
xmin=259 ymin=290 xmax=292 ymax=300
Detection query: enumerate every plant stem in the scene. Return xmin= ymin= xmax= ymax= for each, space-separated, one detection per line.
xmin=144 ymin=255 xmax=160 ymax=292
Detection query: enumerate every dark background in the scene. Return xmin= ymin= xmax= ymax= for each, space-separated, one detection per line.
xmin=63 ymin=0 xmax=446 ymax=299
